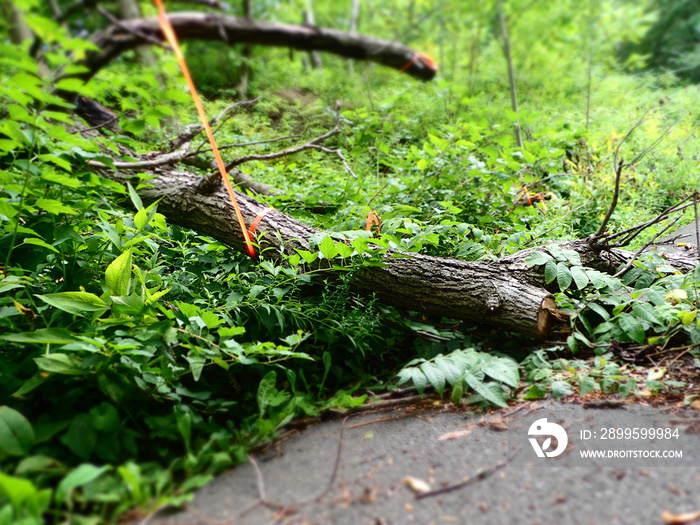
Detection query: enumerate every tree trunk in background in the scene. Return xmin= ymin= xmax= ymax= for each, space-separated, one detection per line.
xmin=348 ymin=0 xmax=361 ymax=75
xmin=116 ymin=0 xmax=178 ymax=130
xmin=303 ymin=0 xmax=323 ymax=70
xmin=1 ymin=0 xmax=32 ymax=43
xmin=498 ymin=5 xmax=523 ymax=148
xmin=236 ymin=0 xmax=253 ymax=96
xmin=1 ymin=0 xmax=50 ymax=76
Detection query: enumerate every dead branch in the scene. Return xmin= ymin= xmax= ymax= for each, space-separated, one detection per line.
xmin=76 ymin=12 xmax=438 ymax=83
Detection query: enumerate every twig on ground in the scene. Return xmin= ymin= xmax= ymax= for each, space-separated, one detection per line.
xmin=415 ymin=451 xmax=517 ymax=500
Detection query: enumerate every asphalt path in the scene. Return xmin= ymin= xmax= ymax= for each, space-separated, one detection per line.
xmin=154 ymin=402 xmax=700 ymax=525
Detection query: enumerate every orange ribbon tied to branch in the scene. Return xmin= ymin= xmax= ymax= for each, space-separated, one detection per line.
xmin=153 ymin=0 xmax=256 ymax=257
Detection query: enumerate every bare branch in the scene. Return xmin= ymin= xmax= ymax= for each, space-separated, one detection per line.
xmin=77 ymin=13 xmax=438 ymax=83
xmin=87 ymin=142 xmax=190 ymax=170
xmin=95 ymin=6 xmax=168 ymax=49
xmin=612 ymin=214 xmax=683 ymax=278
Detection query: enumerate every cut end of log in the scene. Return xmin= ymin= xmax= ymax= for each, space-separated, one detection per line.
xmin=537 ymin=295 xmax=563 ymax=337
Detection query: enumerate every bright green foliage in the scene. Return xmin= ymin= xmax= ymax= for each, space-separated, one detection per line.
xmin=1 ymin=0 xmax=700 ymax=523
xmin=397 ymin=348 xmax=519 ymax=408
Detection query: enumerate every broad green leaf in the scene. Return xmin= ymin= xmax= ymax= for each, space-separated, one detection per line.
xmin=631 ymin=303 xmax=660 ymax=325
xmin=482 ymin=358 xmax=520 ymax=388
xmin=56 ymin=464 xmax=110 ymax=503
xmin=133 ymin=208 xmax=148 ymax=231
xmin=420 ymin=362 xmax=445 ymax=395
xmin=570 ymin=266 xmax=589 ymax=289
xmin=523 ymin=383 xmax=547 ymax=400
xmin=1 ymin=328 xmax=75 ymax=344
xmin=35 ymin=198 xmax=76 ymax=215
xmin=0 ymin=472 xmax=36 ymax=514
xmin=21 ymin=237 xmax=59 ymax=253
xmin=127 ymin=182 xmax=143 ymax=210
xmin=319 ymin=236 xmax=338 ymax=259
xmin=257 ymin=371 xmax=277 ymax=417
xmin=524 ymin=251 xmax=552 ymax=266
xmin=451 ymin=380 xmax=464 ymax=405
xmin=34 ymin=353 xmax=83 ymax=375
xmin=556 ymin=262 xmax=572 ymax=290
xmin=463 ymin=371 xmax=507 ymax=407
xmin=175 ymin=408 xmax=192 ymax=452
xmin=681 ymin=310 xmax=697 ymax=327
xmin=544 ymin=261 xmax=557 ymax=284
xmin=618 ymin=313 xmax=645 ymax=344
xmin=105 ymin=249 xmax=132 ymax=296
xmin=0 ymin=406 xmax=35 ymax=456
xmin=551 ymin=380 xmax=573 ymax=399
xmin=35 ymin=292 xmax=108 ymax=317
xmin=579 ymin=376 xmax=597 ymax=395
xmin=434 ymin=355 xmax=462 ymax=386
xmin=587 ymin=302 xmax=610 ymax=321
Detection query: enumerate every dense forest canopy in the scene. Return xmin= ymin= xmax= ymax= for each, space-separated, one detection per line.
xmin=1 ymin=0 xmax=700 ymax=522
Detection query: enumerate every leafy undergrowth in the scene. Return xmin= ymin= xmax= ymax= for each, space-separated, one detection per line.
xmin=2 ymin=2 xmax=700 ymax=524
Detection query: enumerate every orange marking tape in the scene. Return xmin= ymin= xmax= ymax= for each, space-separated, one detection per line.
xmin=154 ymin=0 xmax=255 ymax=257
xmin=248 ymin=207 xmax=275 ymax=237
xmin=400 ymin=52 xmax=438 ymax=73
xmin=365 ymin=212 xmax=380 ymax=234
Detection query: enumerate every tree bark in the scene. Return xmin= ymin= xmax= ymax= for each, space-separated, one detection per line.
xmin=75 ymin=12 xmax=438 ymax=83
xmin=89 ymin=163 xmax=557 ymax=337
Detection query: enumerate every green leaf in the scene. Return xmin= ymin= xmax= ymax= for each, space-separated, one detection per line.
xmin=0 ymin=406 xmax=35 ymax=456
xmin=1 ymin=328 xmax=76 ymax=344
xmin=56 ymin=464 xmax=110 ymax=503
xmin=0 ymin=473 xmax=36 ymax=515
xmin=579 ymin=376 xmax=597 ymax=395
xmin=22 ymin=237 xmax=59 ymax=253
xmin=681 ymin=310 xmax=697 ymax=327
xmin=570 ymin=266 xmax=589 ymax=289
xmin=551 ymin=380 xmax=573 ymax=399
xmin=420 ymin=362 xmax=445 ymax=395
xmin=35 ymin=292 xmax=109 ymax=317
xmin=556 ymin=262 xmax=573 ymax=290
xmin=587 ymin=302 xmax=610 ymax=321
xmin=133 ymin=208 xmax=148 ymax=231
xmin=434 ymin=355 xmax=462 ymax=386
xmin=482 ymin=357 xmax=520 ymax=388
xmin=35 ymin=198 xmax=76 ymax=215
xmin=257 ymin=371 xmax=277 ymax=417
xmin=175 ymin=408 xmax=192 ymax=452
xmin=523 ymin=383 xmax=547 ymax=400
xmin=463 ymin=371 xmax=507 ymax=407
xmin=127 ymin=182 xmax=143 ymax=210
xmin=544 ymin=261 xmax=557 ymax=284
xmin=524 ymin=251 xmax=552 ymax=266
xmin=618 ymin=313 xmax=645 ymax=344
xmin=35 ymin=353 xmax=83 ymax=375
xmin=632 ymin=303 xmax=660 ymax=325
xmin=319 ymin=236 xmax=338 ymax=259
xmin=105 ymin=249 xmax=132 ymax=296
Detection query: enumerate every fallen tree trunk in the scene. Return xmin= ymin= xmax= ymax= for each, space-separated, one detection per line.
xmin=91 ymin=163 xmax=559 ymax=337
xmin=93 ymin=160 xmax=700 ymax=338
